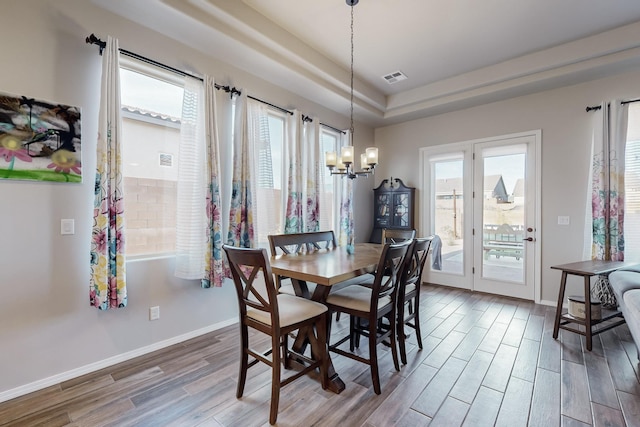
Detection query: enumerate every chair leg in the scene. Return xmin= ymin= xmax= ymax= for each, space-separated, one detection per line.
xmin=389 ymin=311 xmax=400 ymax=372
xmin=354 ymin=317 xmax=362 ymax=348
xmin=413 ymin=298 xmax=423 ymax=350
xmin=349 ymin=315 xmax=356 ymax=351
xmin=270 ymin=333 xmax=281 ymax=425
xmin=237 ymin=324 xmax=249 ymax=398
xmin=282 ymin=334 xmax=291 ymax=369
xmin=369 ymin=317 xmax=381 ymax=395
xmin=326 ymin=308 xmax=334 ymax=351
xmin=397 ymin=303 xmax=408 ymax=365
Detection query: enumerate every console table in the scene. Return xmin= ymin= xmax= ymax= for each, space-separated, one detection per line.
xmin=551 ymin=260 xmax=635 ymax=351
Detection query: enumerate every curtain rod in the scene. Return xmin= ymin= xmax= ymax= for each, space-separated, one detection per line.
xmin=86 ymin=34 xmax=345 ymax=131
xmin=86 ymin=34 xmax=240 ymax=97
xmin=301 ymin=115 xmax=345 ymax=134
xmin=247 ymin=95 xmax=293 ymax=116
xmin=585 ymin=98 xmax=640 ymax=112
xmin=87 ymin=34 xmax=296 ymax=113
xmin=320 ymin=122 xmax=346 ymax=134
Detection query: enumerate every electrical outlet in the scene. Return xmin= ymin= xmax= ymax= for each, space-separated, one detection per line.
xmin=557 ymin=216 xmax=570 ymax=225
xmin=61 ymin=219 xmax=75 ymax=235
xmin=149 ymin=306 xmax=160 ymax=321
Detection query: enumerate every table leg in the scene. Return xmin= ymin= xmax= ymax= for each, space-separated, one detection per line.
xmin=553 ymin=271 xmax=568 ymax=339
xmin=290 ymin=279 xmax=346 ymax=394
xmin=322 ymin=301 xmax=346 ymax=394
xmin=584 ymin=275 xmax=593 ymax=351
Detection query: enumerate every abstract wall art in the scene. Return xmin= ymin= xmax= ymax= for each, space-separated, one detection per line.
xmin=0 ymin=92 xmax=81 ymax=183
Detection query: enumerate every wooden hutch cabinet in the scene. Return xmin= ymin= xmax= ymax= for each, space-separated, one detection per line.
xmin=369 ymin=178 xmax=415 ymax=243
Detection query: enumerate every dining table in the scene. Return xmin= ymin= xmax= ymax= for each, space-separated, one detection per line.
xmin=270 ymin=242 xmax=383 ymax=394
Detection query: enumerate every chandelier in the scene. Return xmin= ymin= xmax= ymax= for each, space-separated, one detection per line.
xmin=325 ymin=0 xmax=378 ymax=179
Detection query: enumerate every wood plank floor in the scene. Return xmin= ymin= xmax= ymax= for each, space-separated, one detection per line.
xmin=2 ymin=284 xmax=639 ymax=426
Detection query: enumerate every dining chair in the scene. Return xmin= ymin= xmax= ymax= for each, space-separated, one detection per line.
xmin=324 ymin=241 xmax=411 ymax=394
xmin=223 ymin=245 xmax=329 ymax=425
xmin=268 ymin=230 xmax=365 ymax=322
xmin=381 ymin=228 xmax=416 ymax=243
xmin=268 ymin=231 xmax=337 ymax=298
xmin=397 ymin=236 xmax=434 ymax=364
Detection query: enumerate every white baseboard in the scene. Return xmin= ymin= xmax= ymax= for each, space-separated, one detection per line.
xmin=539 ymin=299 xmax=558 ymax=307
xmin=0 ymin=318 xmax=238 ymax=404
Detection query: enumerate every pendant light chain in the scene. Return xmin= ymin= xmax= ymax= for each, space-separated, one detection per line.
xmin=350 ymin=4 xmax=355 ymax=142
xmin=324 ymin=0 xmax=378 ymax=179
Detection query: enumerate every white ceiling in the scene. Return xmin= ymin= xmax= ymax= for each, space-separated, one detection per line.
xmin=92 ymin=0 xmax=640 ymax=126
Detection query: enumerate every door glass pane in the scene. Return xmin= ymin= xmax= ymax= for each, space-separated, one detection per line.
xmin=624 ymin=104 xmax=640 ymax=260
xmin=481 ymin=146 xmax=525 ymax=283
xmin=433 ymin=159 xmax=464 ymax=274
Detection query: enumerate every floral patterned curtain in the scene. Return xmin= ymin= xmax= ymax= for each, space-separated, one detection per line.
xmin=284 ymin=113 xmax=321 ymax=233
xmin=588 ymin=101 xmax=629 ymax=308
xmin=590 ymin=101 xmax=629 ymax=261
xmin=284 ymin=110 xmax=302 ymax=233
xmin=227 ymin=93 xmax=256 ymax=248
xmin=303 ymin=117 xmax=321 ymax=232
xmin=202 ymin=76 xmax=224 ymax=287
xmin=90 ymin=36 xmax=127 ymax=310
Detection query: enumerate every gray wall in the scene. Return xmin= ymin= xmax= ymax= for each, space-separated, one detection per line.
xmin=374 ymin=70 xmax=640 ymax=303
xmin=0 ymin=0 xmax=373 ymax=399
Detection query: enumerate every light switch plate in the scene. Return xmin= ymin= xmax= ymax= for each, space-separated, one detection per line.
xmin=61 ymin=219 xmax=75 ymax=235
xmin=557 ymin=216 xmax=570 ymax=225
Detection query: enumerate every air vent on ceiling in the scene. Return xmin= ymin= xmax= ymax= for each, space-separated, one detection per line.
xmin=382 ymin=70 xmax=407 ymax=84
xmin=159 ymin=153 xmax=173 ymax=167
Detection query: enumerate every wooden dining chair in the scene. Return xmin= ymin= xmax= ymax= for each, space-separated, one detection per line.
xmin=324 ymin=241 xmax=411 ymax=394
xmin=381 ymin=228 xmax=416 ymax=243
xmin=397 ymin=236 xmax=434 ymax=364
xmin=223 ymin=245 xmax=329 ymax=425
xmin=268 ymin=231 xmax=337 ymax=298
xmin=268 ymin=230 xmax=365 ymax=322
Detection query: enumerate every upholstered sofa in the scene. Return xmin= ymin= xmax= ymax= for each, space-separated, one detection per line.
xmin=608 ymin=265 xmax=640 ymax=356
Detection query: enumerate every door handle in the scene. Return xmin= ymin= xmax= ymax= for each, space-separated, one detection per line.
xmin=524 ymin=237 xmax=535 ymax=242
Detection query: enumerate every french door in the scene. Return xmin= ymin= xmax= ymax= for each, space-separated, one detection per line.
xmin=420 ymin=131 xmax=541 ymax=301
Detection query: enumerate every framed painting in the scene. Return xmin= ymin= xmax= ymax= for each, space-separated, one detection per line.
xmin=0 ymin=92 xmax=81 ymax=183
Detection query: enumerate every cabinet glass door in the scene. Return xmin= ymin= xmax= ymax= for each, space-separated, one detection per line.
xmin=393 ymin=193 xmax=410 ymax=227
xmin=375 ymin=194 xmax=391 ymax=228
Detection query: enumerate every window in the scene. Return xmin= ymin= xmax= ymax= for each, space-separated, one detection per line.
xmin=320 ymin=128 xmax=340 ymax=232
xmin=119 ymin=63 xmax=185 ymax=256
xmin=625 ymin=103 xmax=640 ymax=259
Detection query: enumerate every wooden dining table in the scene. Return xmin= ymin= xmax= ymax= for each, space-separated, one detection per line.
xmin=270 ymin=242 xmax=383 ymax=393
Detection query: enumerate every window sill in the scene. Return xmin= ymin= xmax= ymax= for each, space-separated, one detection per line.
xmin=126 ymin=253 xmax=175 ymax=263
